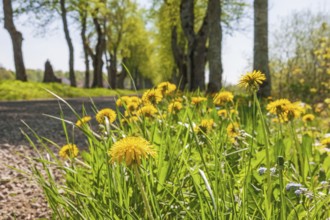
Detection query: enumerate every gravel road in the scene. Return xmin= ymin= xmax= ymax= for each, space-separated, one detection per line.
xmin=0 ymin=96 xmax=117 ymax=219
xmin=0 ymin=97 xmax=117 ymax=146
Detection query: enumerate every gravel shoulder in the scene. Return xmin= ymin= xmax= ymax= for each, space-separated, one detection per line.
xmin=0 ymin=97 xmax=117 ymax=219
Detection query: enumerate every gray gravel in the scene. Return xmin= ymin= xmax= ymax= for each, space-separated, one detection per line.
xmin=0 ymin=97 xmax=117 ymax=219
xmin=0 ymin=97 xmax=117 ymax=146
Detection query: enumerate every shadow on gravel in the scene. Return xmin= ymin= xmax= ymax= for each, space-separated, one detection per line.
xmin=0 ymin=97 xmax=117 ymax=148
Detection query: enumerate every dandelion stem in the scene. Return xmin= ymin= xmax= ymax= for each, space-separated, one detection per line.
xmin=133 ymin=164 xmax=154 ymax=220
xmin=254 ymin=93 xmax=272 ymax=218
xmin=278 ymin=156 xmax=286 ymax=220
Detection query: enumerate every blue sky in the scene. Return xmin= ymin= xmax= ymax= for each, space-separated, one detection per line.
xmin=0 ymin=0 xmax=329 ymax=84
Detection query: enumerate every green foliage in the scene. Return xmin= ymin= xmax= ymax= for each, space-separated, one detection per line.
xmin=23 ymin=83 xmax=330 ymax=219
xmin=0 ymin=67 xmax=15 ymax=80
xmin=270 ymin=11 xmax=330 ymax=103
xmin=0 ymin=80 xmax=136 ymax=101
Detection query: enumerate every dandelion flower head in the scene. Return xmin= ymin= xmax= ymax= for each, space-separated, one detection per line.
xmin=76 ymin=116 xmax=91 ymax=127
xmin=191 ymin=97 xmax=207 ymax=105
xmin=59 ymin=144 xmax=79 ymax=159
xmin=200 ymin=119 xmax=215 ymax=133
xmin=126 ymin=102 xmax=139 ymax=113
xmin=267 ymin=99 xmax=302 ymax=122
xmin=238 ymin=70 xmax=266 ymax=92
xmin=96 ymin=108 xmax=117 ymax=124
xmin=316 ymin=137 xmax=330 ymax=155
xmin=213 ymin=91 xmax=234 ymax=106
xmin=142 ymin=89 xmax=163 ymax=105
xmin=321 ymin=137 xmax=330 ymax=148
xmin=266 ymin=99 xmax=292 ymax=116
xmin=217 ymin=109 xmax=227 ymax=118
xmin=285 ymin=102 xmax=303 ymax=121
xmin=168 ymin=101 xmax=183 ymax=114
xmin=137 ymin=104 xmax=158 ymax=117
xmin=302 ymin=114 xmax=315 ymax=123
xmin=156 ymin=82 xmax=176 ymax=95
xmin=227 ymin=122 xmax=240 ymax=138
xmin=116 ymin=96 xmax=131 ymax=107
xmin=109 ymin=136 xmax=156 ymax=166
xmin=129 ymin=96 xmax=142 ymax=104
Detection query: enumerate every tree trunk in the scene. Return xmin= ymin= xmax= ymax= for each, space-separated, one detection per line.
xmin=207 ymin=0 xmax=222 ymax=92
xmin=180 ymin=0 xmax=208 ymax=91
xmin=171 ymin=26 xmax=187 ymax=90
xmin=3 ymin=0 xmax=27 ymax=81
xmin=254 ymin=0 xmax=271 ymax=97
xmin=43 ymin=60 xmax=61 ymax=83
xmin=60 ymin=0 xmax=76 ymax=87
xmin=80 ymin=10 xmax=90 ymax=88
xmin=91 ymin=16 xmax=105 ymax=88
xmin=110 ymin=51 xmax=117 ymax=89
xmin=191 ymin=14 xmax=208 ymax=91
xmin=117 ymin=57 xmax=128 ymax=89
xmin=180 ymin=0 xmax=194 ymax=90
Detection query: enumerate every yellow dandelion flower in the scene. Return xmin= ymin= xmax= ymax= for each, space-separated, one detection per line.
xmin=109 ymin=136 xmax=156 ymax=166
xmin=129 ymin=96 xmax=142 ymax=104
xmin=213 ymin=91 xmax=234 ymax=106
xmin=200 ymin=119 xmax=215 ymax=133
xmin=116 ymin=96 xmax=131 ymax=107
xmin=156 ymin=82 xmax=176 ymax=95
xmin=142 ymin=89 xmax=163 ymax=105
xmin=316 ymin=137 xmax=330 ymax=155
xmin=266 ymin=99 xmax=292 ymax=116
xmin=75 ymin=116 xmax=91 ymax=127
xmin=227 ymin=122 xmax=240 ymax=138
xmin=191 ymin=97 xmax=207 ymax=105
xmin=267 ymin=99 xmax=302 ymax=122
xmin=230 ymin=109 xmax=238 ymax=115
xmin=321 ymin=137 xmax=330 ymax=148
xmin=126 ymin=102 xmax=139 ymax=113
xmin=217 ymin=109 xmax=227 ymax=118
xmin=285 ymin=102 xmax=303 ymax=121
xmin=310 ymin=88 xmax=317 ymax=93
xmin=314 ymin=103 xmax=324 ymax=113
xmin=238 ymin=70 xmax=266 ymax=92
xmin=96 ymin=108 xmax=117 ymax=124
xmin=174 ymin=97 xmax=184 ymax=103
xmin=168 ymin=101 xmax=183 ymax=114
xmin=137 ymin=104 xmax=158 ymax=117
xmin=59 ymin=144 xmax=79 ymax=159
xmin=302 ymin=114 xmax=315 ymax=123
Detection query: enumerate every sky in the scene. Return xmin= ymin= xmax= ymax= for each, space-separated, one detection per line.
xmin=0 ymin=0 xmax=329 ymax=84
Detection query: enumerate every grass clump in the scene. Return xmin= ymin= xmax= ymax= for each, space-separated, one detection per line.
xmin=0 ymin=80 xmax=137 ymax=101
xmin=22 ymin=75 xmax=330 ymax=219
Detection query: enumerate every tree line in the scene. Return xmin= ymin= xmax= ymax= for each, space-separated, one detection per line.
xmin=1 ymin=0 xmax=271 ymax=97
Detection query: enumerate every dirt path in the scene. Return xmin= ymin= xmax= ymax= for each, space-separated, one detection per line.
xmin=0 ymin=97 xmax=117 ymax=219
